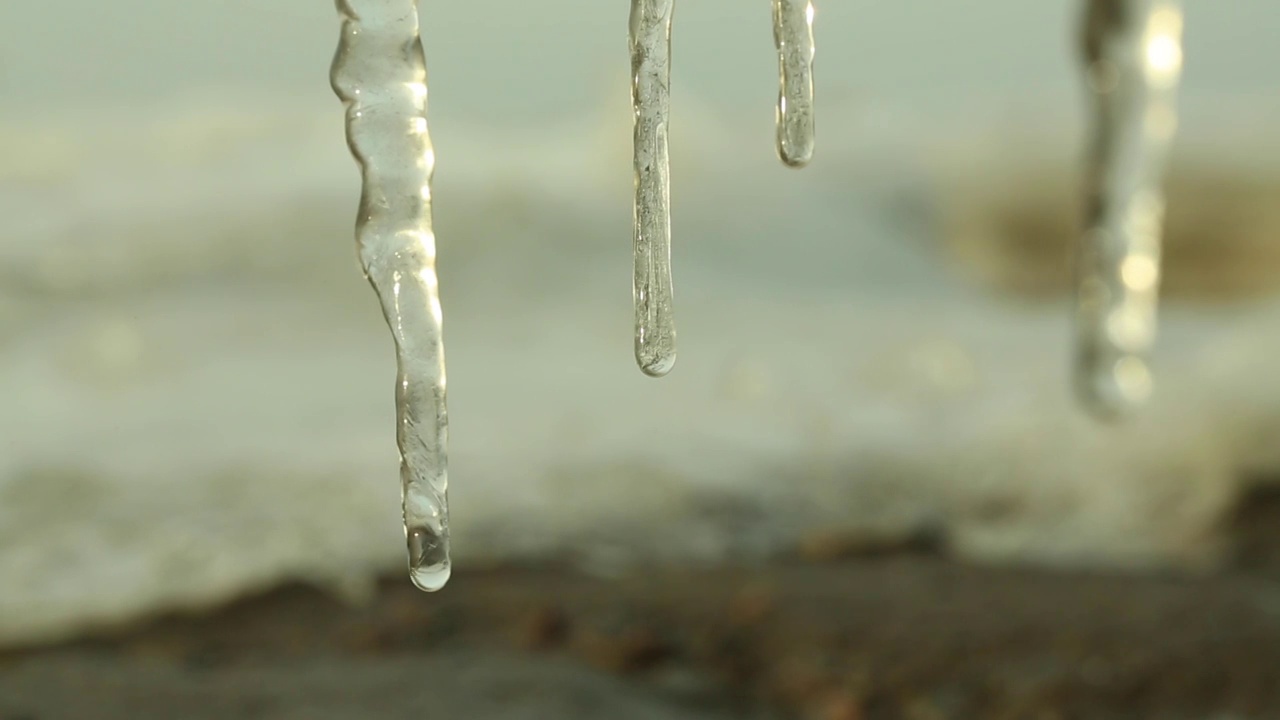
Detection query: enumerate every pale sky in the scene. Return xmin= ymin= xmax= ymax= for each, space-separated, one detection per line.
xmin=3 ymin=1 xmax=1277 ymax=127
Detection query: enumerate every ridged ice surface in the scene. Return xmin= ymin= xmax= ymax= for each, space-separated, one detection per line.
xmin=1074 ymin=0 xmax=1183 ymax=419
xmin=330 ymin=0 xmax=450 ymax=591
xmin=772 ymin=0 xmax=816 ymax=167
xmin=629 ymin=0 xmax=678 ymax=377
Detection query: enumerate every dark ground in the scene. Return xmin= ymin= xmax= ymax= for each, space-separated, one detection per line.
xmin=4 ymin=535 xmax=1280 ymax=720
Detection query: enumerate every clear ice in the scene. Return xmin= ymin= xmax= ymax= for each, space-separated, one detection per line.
xmin=629 ymin=0 xmax=678 ymax=377
xmin=772 ymin=0 xmax=816 ymax=167
xmin=1074 ymin=0 xmax=1183 ymax=419
xmin=331 ymin=0 xmax=451 ymax=591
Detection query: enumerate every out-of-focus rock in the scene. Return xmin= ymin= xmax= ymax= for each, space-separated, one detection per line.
xmin=941 ymin=160 xmax=1280 ymax=303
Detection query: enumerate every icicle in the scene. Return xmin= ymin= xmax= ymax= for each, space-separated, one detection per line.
xmin=331 ymin=0 xmax=451 ymax=591
xmin=772 ymin=0 xmax=816 ymax=167
xmin=629 ymin=0 xmax=678 ymax=377
xmin=1074 ymin=0 xmax=1183 ymax=418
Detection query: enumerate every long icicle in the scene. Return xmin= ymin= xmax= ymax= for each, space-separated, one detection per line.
xmin=629 ymin=0 xmax=678 ymax=377
xmin=331 ymin=0 xmax=452 ymax=591
xmin=1074 ymin=0 xmax=1183 ymax=418
xmin=772 ymin=0 xmax=816 ymax=167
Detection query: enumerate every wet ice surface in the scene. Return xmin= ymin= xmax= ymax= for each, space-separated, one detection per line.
xmin=331 ymin=0 xmax=452 ymax=592
xmin=1074 ymin=0 xmax=1184 ymax=418
xmin=628 ymin=0 xmax=678 ymax=376
xmin=771 ymin=0 xmax=816 ymax=166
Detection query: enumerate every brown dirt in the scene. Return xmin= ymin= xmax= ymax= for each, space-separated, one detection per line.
xmin=3 ymin=553 xmax=1280 ymax=720
xmin=941 ymin=162 xmax=1280 ymax=303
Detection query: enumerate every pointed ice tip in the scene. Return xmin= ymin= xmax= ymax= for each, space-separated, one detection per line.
xmin=1077 ymin=391 xmax=1133 ymax=424
xmin=407 ymin=525 xmax=450 ymax=592
xmin=637 ymin=349 xmax=677 ymax=378
xmin=779 ymin=151 xmax=812 ymax=169
xmin=1073 ymin=359 xmax=1152 ymax=422
xmin=409 ymin=562 xmax=451 ymax=592
xmin=776 ymin=133 xmax=815 ymax=167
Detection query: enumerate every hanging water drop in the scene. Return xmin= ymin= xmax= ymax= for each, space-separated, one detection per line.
xmin=1074 ymin=0 xmax=1183 ymax=418
xmin=629 ymin=0 xmax=678 ymax=377
xmin=772 ymin=0 xmax=816 ymax=167
xmin=331 ymin=0 xmax=452 ymax=591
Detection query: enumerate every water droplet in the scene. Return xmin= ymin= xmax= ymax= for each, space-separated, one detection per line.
xmin=407 ymin=525 xmax=451 ymax=592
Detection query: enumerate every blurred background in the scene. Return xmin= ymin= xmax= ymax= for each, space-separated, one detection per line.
xmin=3 ymin=1 xmax=1280 ymax=717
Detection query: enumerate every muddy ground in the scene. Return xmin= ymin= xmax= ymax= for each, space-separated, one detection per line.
xmin=4 ymin=535 xmax=1280 ymax=720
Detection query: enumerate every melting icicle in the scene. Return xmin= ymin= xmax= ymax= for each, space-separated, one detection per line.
xmin=772 ymin=0 xmax=816 ymax=167
xmin=1074 ymin=0 xmax=1183 ymax=418
xmin=629 ymin=0 xmax=678 ymax=377
xmin=331 ymin=0 xmax=451 ymax=591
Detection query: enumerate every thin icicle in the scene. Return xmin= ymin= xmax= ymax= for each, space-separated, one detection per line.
xmin=629 ymin=0 xmax=678 ymax=377
xmin=1074 ymin=0 xmax=1183 ymax=418
xmin=331 ymin=0 xmax=451 ymax=591
xmin=772 ymin=0 xmax=816 ymax=167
